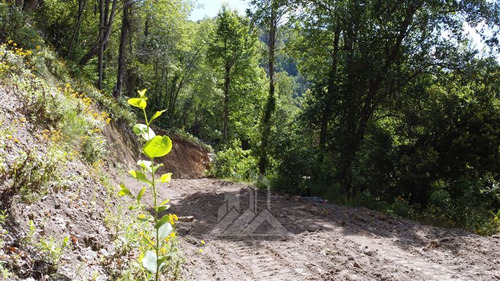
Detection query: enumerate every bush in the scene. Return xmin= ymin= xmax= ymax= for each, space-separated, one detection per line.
xmin=0 ymin=3 xmax=44 ymax=49
xmin=8 ymin=148 xmax=66 ymax=203
xmin=209 ymin=139 xmax=258 ymax=181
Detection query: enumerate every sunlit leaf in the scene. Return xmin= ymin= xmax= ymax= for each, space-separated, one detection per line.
xmin=118 ymin=184 xmax=131 ymax=197
xmin=137 ymin=160 xmax=152 ymax=173
xmin=156 ymin=205 xmax=169 ymax=213
xmin=138 ymin=89 xmax=147 ymax=97
xmin=118 ymin=188 xmax=131 ymax=197
xmin=160 ymin=173 xmax=172 ymax=183
xmin=143 ymin=136 xmax=172 ymax=158
xmin=129 ymin=170 xmax=151 ymax=184
xmin=158 ymin=222 xmax=173 ymax=240
xmin=155 ymin=215 xmax=170 ymax=229
xmin=137 ymin=187 xmax=146 ymax=202
xmin=157 ymin=256 xmax=169 ymax=270
xmin=150 ymin=109 xmax=167 ymax=124
xmin=152 ymin=163 xmax=164 ymax=173
xmin=128 ymin=98 xmax=147 ymax=110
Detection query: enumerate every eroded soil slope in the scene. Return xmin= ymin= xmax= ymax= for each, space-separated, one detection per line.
xmin=159 ymin=179 xmax=500 ymax=281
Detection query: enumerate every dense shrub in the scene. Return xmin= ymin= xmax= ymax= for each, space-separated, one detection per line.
xmin=209 ymin=139 xmax=258 ymax=181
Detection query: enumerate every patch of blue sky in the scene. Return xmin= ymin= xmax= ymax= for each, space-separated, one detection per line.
xmin=190 ymin=0 xmax=250 ymax=21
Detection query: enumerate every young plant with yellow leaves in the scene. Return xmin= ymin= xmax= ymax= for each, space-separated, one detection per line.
xmin=118 ymin=89 xmax=175 ymax=280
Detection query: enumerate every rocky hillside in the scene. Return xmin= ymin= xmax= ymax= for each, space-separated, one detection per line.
xmin=0 ymin=42 xmax=209 ymax=280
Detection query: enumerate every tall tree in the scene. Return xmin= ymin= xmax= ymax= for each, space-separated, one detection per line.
xmin=67 ymin=0 xmax=87 ymax=58
xmin=208 ymin=6 xmax=259 ymax=143
xmin=293 ymin=0 xmax=500 ymax=197
xmin=250 ymin=0 xmax=290 ymax=174
xmin=113 ymin=0 xmax=133 ymax=98
xmin=78 ymin=0 xmax=118 ymax=66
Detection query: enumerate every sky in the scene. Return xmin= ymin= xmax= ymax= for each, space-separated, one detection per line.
xmin=189 ymin=0 xmax=250 ymax=21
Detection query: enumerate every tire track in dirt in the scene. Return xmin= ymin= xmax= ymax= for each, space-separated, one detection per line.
xmin=165 ymin=179 xmax=500 ymax=281
xmin=230 ymin=240 xmax=298 ymax=280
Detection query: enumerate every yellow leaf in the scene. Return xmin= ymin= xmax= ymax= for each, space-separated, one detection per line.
xmin=138 ymin=89 xmax=147 ymax=97
xmin=160 ymin=173 xmax=172 ymax=183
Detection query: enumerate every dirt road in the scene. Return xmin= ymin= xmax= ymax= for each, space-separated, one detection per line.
xmin=157 ymin=179 xmax=500 ymax=281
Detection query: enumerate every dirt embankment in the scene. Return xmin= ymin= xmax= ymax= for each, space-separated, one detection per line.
xmin=103 ymin=123 xmax=210 ymax=179
xmin=0 ymin=84 xmax=210 ymax=280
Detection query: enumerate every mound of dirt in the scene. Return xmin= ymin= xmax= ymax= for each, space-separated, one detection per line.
xmin=159 ymin=132 xmax=210 ymax=179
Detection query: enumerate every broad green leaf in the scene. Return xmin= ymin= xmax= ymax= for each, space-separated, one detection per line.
xmin=150 ymin=110 xmax=166 ymax=124
xmin=138 ymin=89 xmax=147 ymax=97
xmin=160 ymin=173 xmax=172 ymax=183
xmin=118 ymin=189 xmax=130 ymax=197
xmin=128 ymin=98 xmax=147 ymax=110
xmin=137 ymin=160 xmax=152 ymax=173
xmin=129 ymin=170 xmax=151 ymax=184
xmin=118 ymin=184 xmax=131 ymax=197
xmin=158 ymin=256 xmax=167 ymax=267
xmin=158 ymin=222 xmax=173 ymax=240
xmin=132 ymin=124 xmax=155 ymax=141
xmin=137 ymin=187 xmax=146 ymax=202
xmin=142 ymin=251 xmax=157 ymax=273
xmin=143 ymin=136 xmax=172 ymax=158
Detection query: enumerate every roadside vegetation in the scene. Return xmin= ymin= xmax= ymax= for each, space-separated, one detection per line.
xmin=0 ymin=0 xmax=500 ymax=278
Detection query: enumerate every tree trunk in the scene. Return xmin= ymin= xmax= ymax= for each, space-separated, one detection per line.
xmin=258 ymin=1 xmax=278 ymax=175
xmin=79 ymin=0 xmax=117 ymax=66
xmin=67 ymin=0 xmax=86 ymax=58
xmin=113 ymin=0 xmax=132 ymax=98
xmin=319 ymin=24 xmax=341 ymax=150
xmin=97 ymin=0 xmax=108 ymax=89
xmin=223 ymin=64 xmax=231 ymax=143
xmin=337 ymin=2 xmax=419 ymax=198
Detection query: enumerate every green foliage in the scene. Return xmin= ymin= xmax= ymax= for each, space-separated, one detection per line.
xmin=10 ymin=149 xmax=65 ymax=202
xmin=37 ymin=235 xmax=70 ymax=266
xmin=207 ymin=6 xmax=264 ymax=144
xmin=209 ymin=139 xmax=258 ymax=181
xmin=0 ymin=2 xmax=45 ymax=49
xmin=4 ymin=0 xmax=500 ymax=241
xmin=118 ymin=89 xmax=180 ymax=280
xmin=0 ymin=210 xmax=11 ymax=278
xmin=81 ymin=134 xmax=107 ymax=163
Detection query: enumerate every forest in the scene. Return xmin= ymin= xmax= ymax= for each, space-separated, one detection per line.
xmin=1 ymin=0 xmax=500 ymax=279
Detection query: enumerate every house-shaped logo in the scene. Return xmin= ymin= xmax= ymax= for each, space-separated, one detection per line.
xmin=211 ymin=185 xmax=287 ymax=237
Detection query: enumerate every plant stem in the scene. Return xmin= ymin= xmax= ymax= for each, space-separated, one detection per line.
xmin=151 ymin=156 xmax=160 ymax=281
xmin=143 ymin=107 xmax=160 ymax=280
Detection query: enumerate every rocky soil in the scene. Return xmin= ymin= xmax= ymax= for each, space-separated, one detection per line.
xmin=165 ymin=179 xmax=500 ymax=281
